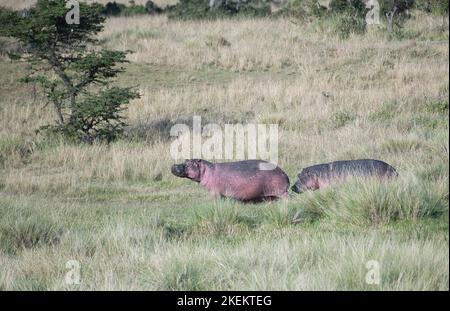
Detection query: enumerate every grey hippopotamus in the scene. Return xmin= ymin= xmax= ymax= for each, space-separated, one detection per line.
xmin=291 ymin=159 xmax=398 ymax=193
xmin=171 ymin=159 xmax=290 ymax=202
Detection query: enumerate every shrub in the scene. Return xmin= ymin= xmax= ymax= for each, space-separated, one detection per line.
xmin=167 ymin=0 xmax=271 ymax=20
xmin=145 ymin=0 xmax=164 ymax=14
xmin=102 ymin=1 xmax=163 ymax=16
xmin=433 ymin=0 xmax=449 ymax=15
xmin=379 ymin=0 xmax=415 ymax=33
xmin=102 ymin=1 xmax=126 ymax=16
xmin=121 ymin=3 xmax=148 ymax=16
xmin=330 ymin=0 xmax=368 ymax=37
xmin=379 ymin=0 xmax=415 ymax=16
xmin=415 ymin=0 xmax=449 ymax=15
xmin=334 ymin=11 xmax=367 ymax=37
xmin=329 ymin=0 xmax=367 ymax=15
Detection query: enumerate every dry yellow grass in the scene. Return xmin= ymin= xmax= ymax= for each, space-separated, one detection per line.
xmin=100 ymin=13 xmax=448 ymax=69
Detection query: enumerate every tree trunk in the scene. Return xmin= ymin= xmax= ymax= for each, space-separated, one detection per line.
xmin=209 ymin=0 xmax=224 ymax=9
xmin=386 ymin=6 xmax=398 ymax=33
xmin=48 ymin=54 xmax=76 ymax=108
xmin=53 ymin=100 xmax=64 ymax=124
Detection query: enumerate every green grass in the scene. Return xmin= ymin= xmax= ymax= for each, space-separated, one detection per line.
xmin=0 ymin=174 xmax=448 ymax=290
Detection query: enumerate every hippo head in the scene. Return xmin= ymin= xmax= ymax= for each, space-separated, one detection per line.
xmin=291 ymin=171 xmax=319 ymax=193
xmin=171 ymin=159 xmax=206 ymax=182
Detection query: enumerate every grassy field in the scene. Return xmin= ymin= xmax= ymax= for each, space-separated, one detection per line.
xmin=0 ymin=8 xmax=449 ymax=290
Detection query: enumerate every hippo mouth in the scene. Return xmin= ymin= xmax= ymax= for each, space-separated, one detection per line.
xmin=171 ymin=164 xmax=186 ymax=177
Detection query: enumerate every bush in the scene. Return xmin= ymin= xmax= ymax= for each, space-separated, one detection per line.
xmin=378 ymin=0 xmax=415 ymax=33
xmin=330 ymin=0 xmax=368 ymax=32
xmin=47 ymin=87 xmax=140 ymax=142
xmin=102 ymin=1 xmax=126 ymax=16
xmin=102 ymin=1 xmax=163 ymax=16
xmin=145 ymin=0 xmax=164 ymax=14
xmin=415 ymin=0 xmax=449 ymax=15
xmin=277 ymin=0 xmax=335 ymax=18
xmin=121 ymin=3 xmax=148 ymax=16
xmin=378 ymin=0 xmax=414 ymax=16
xmin=334 ymin=11 xmax=367 ymax=37
xmin=167 ymin=0 xmax=271 ymax=20
xmin=330 ymin=0 xmax=367 ymax=14
xmin=432 ymin=0 xmax=449 ymax=15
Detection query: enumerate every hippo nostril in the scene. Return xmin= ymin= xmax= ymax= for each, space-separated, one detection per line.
xmin=171 ymin=164 xmax=185 ymax=177
xmin=171 ymin=165 xmax=179 ymax=175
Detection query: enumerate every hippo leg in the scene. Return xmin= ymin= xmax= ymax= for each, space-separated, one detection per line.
xmin=261 ymin=192 xmax=288 ymax=202
xmin=263 ymin=196 xmax=279 ymax=202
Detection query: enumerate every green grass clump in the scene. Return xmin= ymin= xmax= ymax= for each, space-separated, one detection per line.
xmin=331 ymin=110 xmax=357 ymax=128
xmin=0 ymin=209 xmax=64 ymax=255
xmin=294 ymin=178 xmax=448 ymax=226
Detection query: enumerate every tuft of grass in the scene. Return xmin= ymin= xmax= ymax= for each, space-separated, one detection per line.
xmin=380 ymin=139 xmax=423 ymax=154
xmin=331 ymin=110 xmax=357 ymax=128
xmin=413 ymin=115 xmax=445 ymax=130
xmin=0 ymin=137 xmax=35 ymax=169
xmin=293 ymin=177 xmax=449 ymax=226
xmin=369 ymin=102 xmax=397 ymax=122
xmin=159 ymin=261 xmax=209 ymax=290
xmin=0 ymin=213 xmax=64 ymax=255
xmin=425 ymin=100 xmax=449 ymax=115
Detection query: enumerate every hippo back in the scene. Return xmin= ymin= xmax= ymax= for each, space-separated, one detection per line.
xmin=330 ymin=159 xmax=396 ymax=177
xmin=216 ymin=160 xmax=287 ymax=176
xmin=300 ymin=159 xmax=397 ymax=179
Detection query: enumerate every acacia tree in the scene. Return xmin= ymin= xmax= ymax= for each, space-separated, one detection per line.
xmin=0 ymin=0 xmax=139 ymax=142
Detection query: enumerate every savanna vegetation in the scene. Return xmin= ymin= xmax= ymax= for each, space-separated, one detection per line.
xmin=0 ymin=0 xmax=448 ymax=290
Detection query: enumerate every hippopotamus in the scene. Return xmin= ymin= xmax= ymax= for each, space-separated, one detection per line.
xmin=291 ymin=159 xmax=398 ymax=193
xmin=171 ymin=159 xmax=290 ymax=202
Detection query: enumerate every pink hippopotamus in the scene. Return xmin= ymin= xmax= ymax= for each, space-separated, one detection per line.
xmin=171 ymin=159 xmax=290 ymax=202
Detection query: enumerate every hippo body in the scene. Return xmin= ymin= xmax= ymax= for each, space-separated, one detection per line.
xmin=171 ymin=159 xmax=290 ymax=202
xmin=291 ymin=159 xmax=397 ymax=193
